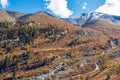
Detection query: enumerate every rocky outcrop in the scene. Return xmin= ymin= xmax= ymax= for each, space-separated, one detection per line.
xmin=108 ymin=37 xmax=119 ymax=48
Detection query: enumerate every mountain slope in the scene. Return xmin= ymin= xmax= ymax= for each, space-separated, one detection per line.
xmin=17 ymin=11 xmax=80 ymax=31
xmin=7 ymin=11 xmax=24 ymax=18
xmin=0 ymin=9 xmax=15 ymax=22
xmin=63 ymin=12 xmax=120 ymax=27
xmin=1 ymin=10 xmax=120 ymax=80
xmin=62 ymin=13 xmax=89 ymax=26
xmin=82 ymin=19 xmax=120 ymax=37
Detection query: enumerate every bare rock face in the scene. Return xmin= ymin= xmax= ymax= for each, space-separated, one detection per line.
xmin=0 ymin=9 xmax=15 ymax=22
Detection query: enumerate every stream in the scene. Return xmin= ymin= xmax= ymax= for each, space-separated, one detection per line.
xmin=32 ymin=59 xmax=70 ymax=80
xmin=31 ymin=58 xmax=89 ymax=80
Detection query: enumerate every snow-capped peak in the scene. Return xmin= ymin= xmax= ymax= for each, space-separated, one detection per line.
xmin=62 ymin=12 xmax=120 ymax=27
xmin=91 ymin=12 xmax=105 ymax=19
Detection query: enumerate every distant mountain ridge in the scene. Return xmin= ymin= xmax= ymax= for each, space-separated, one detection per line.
xmin=62 ymin=12 xmax=120 ymax=27
xmin=1 ymin=9 xmax=120 ymax=28
xmin=7 ymin=11 xmax=24 ymax=18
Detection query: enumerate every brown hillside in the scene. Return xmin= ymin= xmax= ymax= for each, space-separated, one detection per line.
xmin=1 ymin=11 xmax=120 ymax=80
xmin=0 ymin=9 xmax=15 ymax=22
xmin=7 ymin=11 xmax=24 ymax=18
xmin=17 ymin=12 xmax=80 ymax=31
xmin=83 ymin=19 xmax=120 ymax=37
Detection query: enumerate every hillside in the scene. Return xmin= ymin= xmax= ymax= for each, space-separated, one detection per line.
xmin=0 ymin=9 xmax=15 ymax=22
xmin=7 ymin=11 xmax=24 ymax=19
xmin=17 ymin=11 xmax=79 ymax=31
xmin=82 ymin=19 xmax=120 ymax=37
xmin=0 ymin=10 xmax=120 ymax=80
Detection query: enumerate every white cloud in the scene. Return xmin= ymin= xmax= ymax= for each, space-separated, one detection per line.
xmin=96 ymin=0 xmax=120 ymax=16
xmin=82 ymin=2 xmax=87 ymax=10
xmin=0 ymin=0 xmax=8 ymax=8
xmin=44 ymin=0 xmax=73 ymax=18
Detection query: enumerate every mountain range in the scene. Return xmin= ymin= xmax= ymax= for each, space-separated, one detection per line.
xmin=1 ymin=9 xmax=120 ymax=27
xmin=1 ymin=9 xmax=120 ymax=80
xmin=63 ymin=12 xmax=120 ymax=27
xmin=1 ymin=9 xmax=120 ymax=36
xmin=1 ymin=9 xmax=120 ymax=38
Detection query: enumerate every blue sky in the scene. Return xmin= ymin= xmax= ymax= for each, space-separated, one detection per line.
xmin=0 ymin=0 xmax=45 ymax=13
xmin=0 ymin=0 xmax=120 ymax=18
xmin=68 ymin=0 xmax=105 ymax=17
